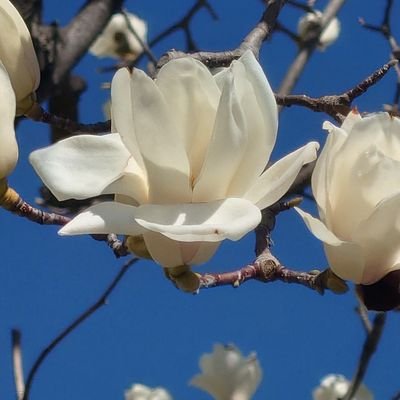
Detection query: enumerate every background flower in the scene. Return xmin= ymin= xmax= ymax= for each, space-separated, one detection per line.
xmin=125 ymin=384 xmax=172 ymax=400
xmin=190 ymin=343 xmax=262 ymax=400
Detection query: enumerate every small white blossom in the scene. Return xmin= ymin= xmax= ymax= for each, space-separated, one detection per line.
xmin=190 ymin=344 xmax=262 ymax=400
xmin=125 ymin=383 xmax=172 ymax=400
xmin=30 ymin=50 xmax=318 ymax=269
xmin=313 ymin=374 xmax=373 ymax=400
xmin=0 ymin=0 xmax=40 ymax=114
xmin=295 ymin=111 xmax=400 ymax=309
xmin=90 ymin=12 xmax=147 ymax=60
xmin=0 ymin=61 xmax=17 ymax=179
xmin=298 ymin=10 xmax=340 ymax=50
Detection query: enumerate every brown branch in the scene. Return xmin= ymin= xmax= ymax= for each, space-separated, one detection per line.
xmin=342 ymin=313 xmax=386 ymax=400
xmin=12 ymin=329 xmax=25 ymax=400
xmin=276 ymin=59 xmax=398 ymax=121
xmin=21 ymin=257 xmax=137 ymax=400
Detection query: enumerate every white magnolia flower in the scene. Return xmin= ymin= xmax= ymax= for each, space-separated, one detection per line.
xmin=295 ymin=112 xmax=400 ymax=309
xmin=30 ymin=50 xmax=318 ymax=269
xmin=0 ymin=0 xmax=40 ymax=114
xmin=125 ymin=383 xmax=172 ymax=400
xmin=0 ymin=60 xmax=17 ymax=180
xmin=90 ymin=12 xmax=147 ymax=60
xmin=313 ymin=374 xmax=373 ymax=400
xmin=297 ymin=10 xmax=340 ymax=50
xmin=190 ymin=343 xmax=262 ymax=400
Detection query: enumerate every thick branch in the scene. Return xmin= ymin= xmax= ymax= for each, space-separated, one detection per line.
xmin=21 ymin=258 xmax=137 ymax=400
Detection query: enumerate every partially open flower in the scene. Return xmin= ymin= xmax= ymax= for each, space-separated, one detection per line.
xmin=297 ymin=10 xmax=340 ymax=51
xmin=0 ymin=0 xmax=40 ymax=115
xmin=125 ymin=384 xmax=172 ymax=400
xmin=190 ymin=343 xmax=262 ymax=400
xmin=296 ymin=111 xmax=400 ymax=310
xmin=90 ymin=12 xmax=147 ymax=61
xmin=0 ymin=60 xmax=17 ymax=180
xmin=313 ymin=374 xmax=373 ymax=400
xmin=30 ymin=50 xmax=318 ymax=270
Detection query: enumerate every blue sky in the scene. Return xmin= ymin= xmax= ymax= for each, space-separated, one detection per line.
xmin=2 ymin=1 xmax=400 ymax=399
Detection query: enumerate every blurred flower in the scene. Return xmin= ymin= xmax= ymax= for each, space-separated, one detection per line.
xmin=296 ymin=111 xmax=400 ymax=310
xmin=0 ymin=0 xmax=40 ymax=114
xmin=30 ymin=50 xmax=318 ymax=271
xmin=90 ymin=12 xmax=147 ymax=61
xmin=125 ymin=384 xmax=172 ymax=400
xmin=190 ymin=343 xmax=262 ymax=400
xmin=0 ymin=60 xmax=17 ymax=180
xmin=297 ymin=10 xmax=340 ymax=50
xmin=313 ymin=374 xmax=373 ymax=400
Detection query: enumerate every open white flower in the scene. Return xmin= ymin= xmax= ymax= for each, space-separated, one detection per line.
xmin=0 ymin=60 xmax=17 ymax=180
xmin=0 ymin=0 xmax=40 ymax=114
xmin=296 ymin=111 xmax=400 ymax=310
xmin=313 ymin=374 xmax=373 ymax=400
xmin=125 ymin=384 xmax=172 ymax=400
xmin=190 ymin=343 xmax=262 ymax=400
xmin=297 ymin=10 xmax=340 ymax=50
xmin=90 ymin=12 xmax=147 ymax=60
xmin=30 ymin=50 xmax=318 ymax=269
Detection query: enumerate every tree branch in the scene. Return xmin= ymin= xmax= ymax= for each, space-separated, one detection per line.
xmin=12 ymin=329 xmax=25 ymax=400
xmin=21 ymin=258 xmax=137 ymax=400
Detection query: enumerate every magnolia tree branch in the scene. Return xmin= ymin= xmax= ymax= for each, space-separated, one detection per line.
xmin=342 ymin=313 xmax=387 ymax=400
xmin=12 ymin=329 xmax=25 ymax=400
xmin=277 ymin=0 xmax=346 ymax=98
xmin=21 ymin=257 xmax=137 ymax=400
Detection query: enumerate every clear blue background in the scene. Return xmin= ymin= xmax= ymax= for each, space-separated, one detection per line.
xmin=2 ymin=1 xmax=400 ymax=399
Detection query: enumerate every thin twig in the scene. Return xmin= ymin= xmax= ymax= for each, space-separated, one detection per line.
xmin=21 ymin=258 xmax=137 ymax=400
xmin=12 ymin=329 xmax=25 ymax=400
xmin=342 ymin=313 xmax=387 ymax=400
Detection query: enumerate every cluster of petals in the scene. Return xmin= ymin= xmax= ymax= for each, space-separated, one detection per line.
xmin=190 ymin=343 xmax=262 ymax=400
xmin=90 ymin=12 xmax=147 ymax=60
xmin=296 ymin=111 xmax=400 ymax=287
xmin=125 ymin=384 xmax=172 ymax=400
xmin=297 ymin=10 xmax=340 ymax=50
xmin=313 ymin=374 xmax=373 ymax=400
xmin=30 ymin=50 xmax=318 ymax=269
xmin=0 ymin=0 xmax=40 ymax=179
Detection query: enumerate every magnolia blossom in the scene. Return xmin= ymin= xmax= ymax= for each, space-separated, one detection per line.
xmin=0 ymin=0 xmax=40 ymax=114
xmin=125 ymin=384 xmax=172 ymax=400
xmin=190 ymin=343 xmax=262 ymax=400
xmin=90 ymin=12 xmax=147 ymax=60
xmin=296 ymin=111 xmax=400 ymax=309
xmin=30 ymin=50 xmax=318 ymax=269
xmin=313 ymin=374 xmax=373 ymax=400
xmin=297 ymin=10 xmax=340 ymax=50
xmin=0 ymin=61 xmax=17 ymax=180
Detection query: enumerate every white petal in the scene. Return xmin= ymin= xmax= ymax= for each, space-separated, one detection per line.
xmin=295 ymin=207 xmax=365 ymax=282
xmin=188 ymin=242 xmax=220 ymax=265
xmin=29 ymin=134 xmax=131 ymax=201
xmin=0 ymin=61 xmax=17 ymax=179
xmin=193 ymin=72 xmax=247 ymax=202
xmin=0 ymin=0 xmax=40 ymax=110
xmin=59 ymin=202 xmax=145 ymax=236
xmin=156 ymin=57 xmax=220 ymax=181
xmin=353 ymin=193 xmax=400 ymax=284
xmin=134 ymin=198 xmax=261 ymax=242
xmin=244 ymin=142 xmax=319 ymax=210
xmin=340 ymin=109 xmax=362 ymax=132
xmin=130 ymin=68 xmax=192 ymax=203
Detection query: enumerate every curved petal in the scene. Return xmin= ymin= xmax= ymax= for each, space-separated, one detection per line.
xmin=0 ymin=0 xmax=40 ymax=107
xmin=135 ymin=198 xmax=261 ymax=242
xmin=59 ymin=202 xmax=145 ymax=236
xmin=156 ymin=57 xmax=220 ymax=181
xmin=193 ymin=72 xmax=247 ymax=202
xmin=188 ymin=242 xmax=221 ymax=265
xmin=244 ymin=142 xmax=319 ymax=210
xmin=29 ymin=134 xmax=131 ymax=201
xmin=295 ymin=207 xmax=365 ymax=282
xmin=130 ymin=68 xmax=192 ymax=203
xmin=0 ymin=61 xmax=17 ymax=179
xmin=353 ymin=193 xmax=400 ymax=284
